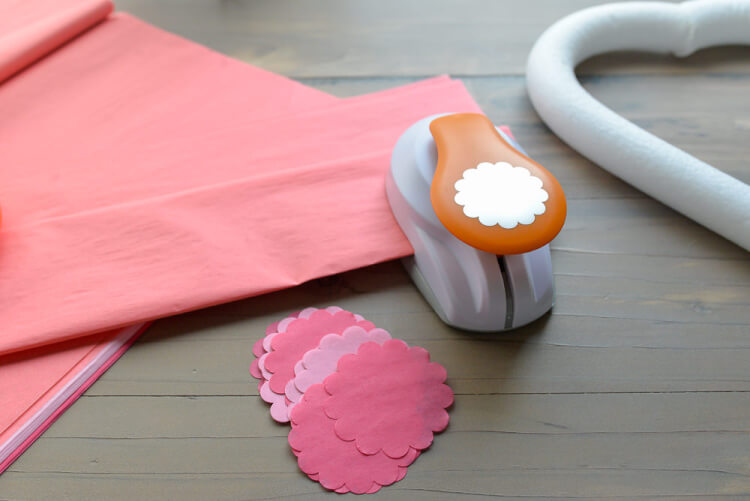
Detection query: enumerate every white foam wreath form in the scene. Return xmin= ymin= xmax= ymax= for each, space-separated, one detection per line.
xmin=526 ymin=0 xmax=750 ymax=251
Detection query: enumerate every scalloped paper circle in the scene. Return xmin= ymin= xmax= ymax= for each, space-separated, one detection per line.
xmin=258 ymin=307 xmax=373 ymax=423
xmin=324 ymin=339 xmax=454 ymax=458
xmin=289 ymin=384 xmax=419 ymax=494
xmin=288 ymin=326 xmax=391 ymax=406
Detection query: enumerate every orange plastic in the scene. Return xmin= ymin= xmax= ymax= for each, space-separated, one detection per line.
xmin=429 ymin=113 xmax=566 ymax=255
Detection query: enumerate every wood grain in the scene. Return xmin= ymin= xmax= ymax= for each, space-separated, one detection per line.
xmin=1 ymin=0 xmax=748 ymax=499
xmin=112 ymin=0 xmax=750 ymax=78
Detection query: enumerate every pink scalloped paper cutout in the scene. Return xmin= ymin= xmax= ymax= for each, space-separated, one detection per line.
xmin=249 ymin=315 xmax=292 ymax=381
xmin=249 ymin=345 xmax=264 ymax=379
xmin=266 ymin=307 xmax=372 ymax=393
xmin=257 ymin=336 xmax=277 ymax=381
xmin=249 ymin=324 xmax=273 ymax=380
xmin=251 ymin=314 xmax=300 ymax=419
xmin=296 ymin=445 xmax=404 ymax=494
xmin=324 ymin=339 xmax=453 ymax=458
xmin=311 ymin=471 xmax=379 ymax=494
xmin=284 ymin=361 xmax=306 ymax=405
xmin=289 ymin=384 xmax=419 ymax=494
xmin=259 ymin=307 xmax=372 ymax=422
xmin=257 ymin=312 xmax=332 ymax=423
xmin=263 ymin=309 xmax=316 ymax=351
xmin=286 ymin=326 xmax=392 ymax=407
xmin=258 ymin=308 xmax=340 ymax=380
xmin=253 ymin=336 xmax=267 ymax=358
xmin=256 ymin=310 xmax=314 ymax=389
xmin=335 ymin=484 xmax=381 ymax=494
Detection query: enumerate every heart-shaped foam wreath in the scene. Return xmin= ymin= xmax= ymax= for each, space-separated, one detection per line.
xmin=526 ymin=0 xmax=750 ymax=251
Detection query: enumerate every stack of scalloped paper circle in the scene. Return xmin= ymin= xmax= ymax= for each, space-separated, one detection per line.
xmin=250 ymin=306 xmax=454 ymax=494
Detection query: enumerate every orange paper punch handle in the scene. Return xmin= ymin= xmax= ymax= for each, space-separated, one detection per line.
xmin=429 ymin=113 xmax=566 ymax=255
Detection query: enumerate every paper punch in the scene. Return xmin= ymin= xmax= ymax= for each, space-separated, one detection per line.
xmin=386 ymin=113 xmax=566 ymax=331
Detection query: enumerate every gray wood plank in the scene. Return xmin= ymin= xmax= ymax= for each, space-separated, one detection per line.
xmin=2 ymin=472 xmax=747 ymax=501
xmin=7 ymin=434 xmax=749 ymax=496
xmin=114 ymin=0 xmax=750 ymax=78
xmin=61 ymin=258 xmax=747 ymax=397
xmin=40 ymin=393 xmax=750 ymax=439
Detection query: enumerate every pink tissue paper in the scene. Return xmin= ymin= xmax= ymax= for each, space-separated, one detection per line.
xmin=1 ymin=0 xmax=479 ymax=474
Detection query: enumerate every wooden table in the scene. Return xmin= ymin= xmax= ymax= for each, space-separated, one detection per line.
xmin=2 ymin=1 xmax=749 ymax=499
